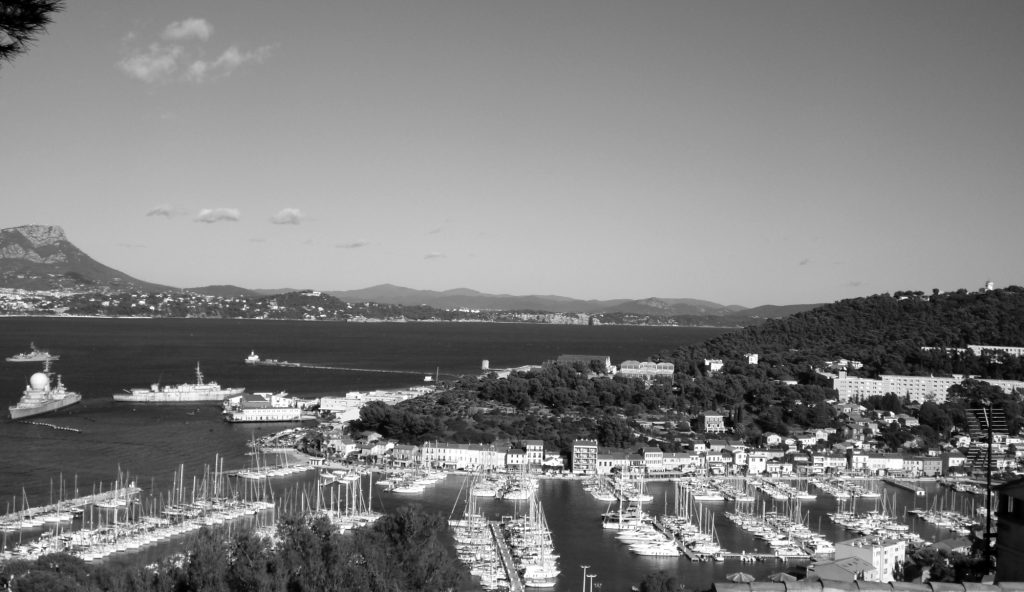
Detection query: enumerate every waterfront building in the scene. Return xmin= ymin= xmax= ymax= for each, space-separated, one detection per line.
xmin=834 ymin=536 xmax=906 ymax=583
xmin=996 ymin=477 xmax=1024 ymax=582
xmin=640 ymin=446 xmax=664 ymax=471
xmin=746 ymin=353 xmax=759 ymax=365
xmin=523 ymin=440 xmax=545 ymax=467
xmin=327 ymin=434 xmax=358 ymax=458
xmin=391 ymin=444 xmax=419 ymax=466
xmin=811 ymin=452 xmax=848 ymax=473
xmin=662 ymin=451 xmax=700 ymax=473
xmin=945 ymin=450 xmax=968 ymax=471
xmin=506 ymin=447 xmax=527 ymax=467
xmin=725 ymin=447 xmax=748 ymax=469
xmin=595 ymin=450 xmax=630 ymax=474
xmin=572 ymin=439 xmax=599 ymax=474
xmin=763 ymin=432 xmax=783 ymax=446
xmin=864 ymin=453 xmax=904 ymax=475
xmin=902 ymin=456 xmax=943 ymax=477
xmin=421 ymin=441 xmax=506 ymax=470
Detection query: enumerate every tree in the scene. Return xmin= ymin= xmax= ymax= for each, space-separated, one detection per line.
xmin=0 ymin=1 xmax=65 ymax=66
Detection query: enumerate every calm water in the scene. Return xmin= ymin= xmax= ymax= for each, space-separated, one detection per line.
xmin=0 ymin=318 xmax=979 ymax=591
xmin=0 ymin=317 xmax=726 ymax=504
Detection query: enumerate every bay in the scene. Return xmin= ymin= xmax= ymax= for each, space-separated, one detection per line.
xmin=0 ymin=317 xmax=726 ymax=511
xmin=0 ymin=318 xmax=978 ymax=591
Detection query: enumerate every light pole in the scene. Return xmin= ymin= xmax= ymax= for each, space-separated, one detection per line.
xmin=588 ymin=573 xmax=597 ymax=592
xmin=580 ymin=565 xmax=590 ymax=592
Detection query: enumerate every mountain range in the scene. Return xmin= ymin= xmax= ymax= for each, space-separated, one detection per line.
xmin=0 ymin=224 xmax=820 ymax=318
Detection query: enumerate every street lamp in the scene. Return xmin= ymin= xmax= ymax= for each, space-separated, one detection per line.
xmin=588 ymin=573 xmax=597 ymax=592
xmin=580 ymin=565 xmax=590 ymax=592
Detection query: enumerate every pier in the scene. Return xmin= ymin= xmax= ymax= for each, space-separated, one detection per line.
xmin=1 ymin=486 xmax=141 ymax=522
xmin=489 ymin=521 xmax=525 ymax=592
xmin=883 ymin=478 xmax=926 ymax=496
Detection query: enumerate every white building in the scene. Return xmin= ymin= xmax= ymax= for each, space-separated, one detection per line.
xmin=969 ymin=344 xmax=1024 ymax=357
xmin=831 ymin=370 xmax=1024 ymax=404
xmin=617 ymin=360 xmax=675 ymax=378
xmin=834 ymin=536 xmax=905 ymax=582
xmin=420 ymin=441 xmax=506 ymax=470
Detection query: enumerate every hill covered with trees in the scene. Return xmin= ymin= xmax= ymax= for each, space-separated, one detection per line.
xmin=351 ymin=287 xmax=1024 ymax=454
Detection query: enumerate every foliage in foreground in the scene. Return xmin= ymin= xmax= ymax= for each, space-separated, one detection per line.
xmin=0 ymin=505 xmax=468 ymax=592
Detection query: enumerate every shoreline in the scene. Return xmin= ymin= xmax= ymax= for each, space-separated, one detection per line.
xmin=0 ymin=314 xmax=742 ymax=330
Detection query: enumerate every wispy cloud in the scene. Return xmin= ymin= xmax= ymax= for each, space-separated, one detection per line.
xmin=270 ymin=208 xmax=303 ymax=225
xmin=119 ymin=18 xmax=271 ymax=84
xmin=186 ymin=45 xmax=272 ymax=82
xmin=195 ymin=208 xmax=241 ymax=223
xmin=424 ymin=252 xmax=445 ymax=260
xmin=845 ymin=281 xmax=863 ymax=288
xmin=336 ymin=240 xmax=369 ymax=249
xmin=163 ymin=18 xmax=213 ymax=41
xmin=799 ymin=258 xmax=810 ymax=266
xmin=147 ymin=204 xmax=176 ymax=217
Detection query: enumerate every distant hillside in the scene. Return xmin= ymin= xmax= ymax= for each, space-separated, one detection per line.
xmin=186 ymin=285 xmax=263 ymax=298
xmin=0 ymin=225 xmax=172 ymax=293
xmin=326 ymin=283 xmax=819 ymax=318
xmin=0 ymin=225 xmax=820 ymax=321
xmin=671 ymin=287 xmax=1024 ymax=379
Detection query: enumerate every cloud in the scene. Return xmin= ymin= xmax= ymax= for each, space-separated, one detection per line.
xmin=186 ymin=45 xmax=273 ymax=82
xmin=336 ymin=240 xmax=369 ymax=249
xmin=119 ymin=20 xmax=271 ymax=84
xmin=799 ymin=258 xmax=810 ymax=266
xmin=270 ymin=208 xmax=303 ymax=225
xmin=119 ymin=43 xmax=184 ymax=83
xmin=424 ymin=252 xmax=445 ymax=260
xmin=845 ymin=281 xmax=863 ymax=288
xmin=146 ymin=204 xmax=178 ymax=217
xmin=195 ymin=208 xmax=241 ymax=223
xmin=249 ymin=237 xmax=267 ymax=243
xmin=117 ymin=243 xmax=147 ymax=249
xmin=163 ymin=18 xmax=213 ymax=41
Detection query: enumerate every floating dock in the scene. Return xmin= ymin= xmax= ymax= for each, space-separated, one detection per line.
xmin=883 ymin=478 xmax=926 ymax=496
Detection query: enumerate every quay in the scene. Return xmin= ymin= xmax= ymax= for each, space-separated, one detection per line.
xmin=1 ymin=486 xmax=141 ymax=521
xmin=883 ymin=478 xmax=926 ymax=496
xmin=489 ymin=521 xmax=525 ymax=592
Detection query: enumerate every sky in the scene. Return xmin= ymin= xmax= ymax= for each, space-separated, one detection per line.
xmin=2 ymin=1 xmax=1023 ymax=307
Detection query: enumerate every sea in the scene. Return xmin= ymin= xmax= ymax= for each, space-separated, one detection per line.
xmin=0 ymin=317 xmax=982 ymax=591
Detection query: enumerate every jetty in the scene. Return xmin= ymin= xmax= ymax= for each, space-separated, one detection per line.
xmin=489 ymin=522 xmax=525 ymax=592
xmin=1 ymin=485 xmax=142 ymax=524
xmin=883 ymin=478 xmax=926 ymax=496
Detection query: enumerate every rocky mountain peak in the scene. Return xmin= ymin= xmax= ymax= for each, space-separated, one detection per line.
xmin=3 ymin=225 xmax=68 ymax=248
